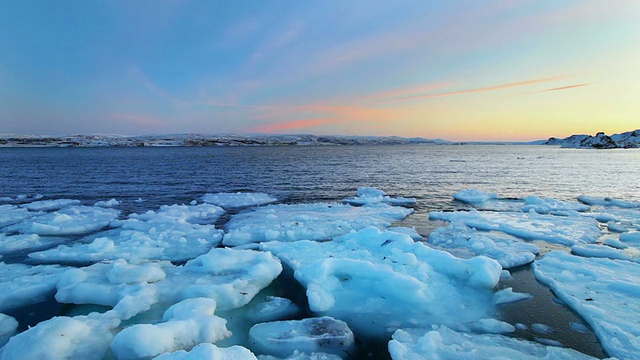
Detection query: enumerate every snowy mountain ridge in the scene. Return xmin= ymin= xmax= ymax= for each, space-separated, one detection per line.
xmin=544 ymin=129 xmax=640 ymax=149
xmin=0 ymin=133 xmax=453 ymax=147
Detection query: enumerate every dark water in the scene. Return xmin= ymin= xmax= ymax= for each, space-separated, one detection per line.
xmin=2 ymin=145 xmax=639 ymax=358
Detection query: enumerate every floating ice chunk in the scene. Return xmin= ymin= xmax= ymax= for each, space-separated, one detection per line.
xmin=0 ymin=313 xmax=120 ymax=360
xmin=0 ymin=204 xmax=36 ymax=228
xmin=249 ymin=317 xmax=355 ymax=358
xmin=10 ymin=206 xmax=119 ymax=236
xmin=0 ymin=262 xmax=66 ymax=312
xmin=130 ymin=203 xmax=224 ymax=224
xmin=493 ymin=288 xmax=532 ymax=305
xmin=453 ymin=189 xmax=498 ymax=204
xmin=607 ymin=221 xmax=629 ymax=233
xmin=603 ymin=238 xmax=628 ymax=249
xmin=257 ymin=351 xmax=342 ymax=360
xmin=94 ymin=199 xmax=120 ymax=208
xmin=247 ymin=296 xmax=300 ymax=323
xmin=111 ymin=298 xmax=231 ymax=359
xmin=261 ymin=227 xmax=502 ymax=337
xmin=620 ymin=231 xmax=640 ymax=245
xmin=54 ymin=248 xmax=281 ymax=319
xmin=428 ymin=221 xmax=539 ymax=268
xmin=202 ymin=192 xmax=277 ymax=208
xmin=343 ymin=187 xmax=416 ymax=206
xmin=162 ymin=248 xmax=282 ymax=310
xmin=0 ymin=313 xmax=18 ymax=348
xmin=0 ymin=233 xmax=66 ymax=255
xmin=56 ymin=259 xmax=166 ymax=320
xmin=429 ymin=210 xmax=601 ymax=246
xmin=154 ymin=343 xmax=258 ymax=360
xmin=469 ymin=318 xmax=515 ymax=334
xmin=535 ymin=338 xmax=564 ymax=347
xmin=500 ymin=270 xmax=512 ymax=280
xmin=571 ymin=244 xmax=635 ymax=262
xmin=20 ymin=199 xmax=81 ymax=211
xmin=532 ymin=323 xmax=555 ymax=335
xmin=577 ymin=195 xmax=639 ymax=208
xmin=223 ymin=202 xmax=412 ymax=246
xmin=533 ymin=251 xmax=640 ymax=359
xmin=570 ymin=322 xmax=590 ymax=333
xmin=522 ymin=196 xmax=589 ymax=215
xmin=389 ymin=326 xmax=597 ymax=360
xmin=30 ymin=204 xmax=224 ymax=263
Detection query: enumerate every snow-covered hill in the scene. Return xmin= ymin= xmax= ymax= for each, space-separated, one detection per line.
xmin=0 ymin=133 xmax=452 ymax=147
xmin=544 ymin=130 xmax=640 ymax=149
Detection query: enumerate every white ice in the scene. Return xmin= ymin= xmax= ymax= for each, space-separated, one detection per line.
xmin=111 ymin=298 xmax=231 ymax=359
xmin=261 ymin=227 xmax=502 ymax=338
xmin=0 ymin=233 xmax=67 ymax=255
xmin=571 ymin=244 xmax=638 ymax=262
xmin=531 ymin=323 xmax=555 ymax=335
xmin=55 ymin=248 xmax=282 ymax=320
xmin=94 ymin=199 xmax=120 ymax=208
xmin=343 ymin=187 xmax=416 ymax=206
xmin=0 ymin=314 xmax=17 ymax=348
xmin=578 ymin=195 xmax=639 ymax=208
xmin=249 ymin=317 xmax=354 ymax=358
xmin=533 ymin=251 xmax=640 ymax=359
xmin=428 ymin=221 xmax=539 ymax=268
xmin=223 ymin=202 xmax=412 ymax=246
xmin=493 ymin=287 xmax=532 ymax=305
xmin=453 ymin=189 xmax=498 ymax=204
xmin=29 ymin=203 xmax=224 ymax=263
xmin=154 ymin=343 xmax=258 ymax=360
xmin=0 ymin=312 xmax=120 ymax=360
xmin=521 ymin=196 xmax=590 ymax=215
xmin=257 ymin=351 xmax=342 ymax=360
xmin=429 ymin=210 xmax=601 ymax=246
xmin=202 ymin=192 xmax=277 ymax=208
xmin=247 ymin=296 xmax=301 ymax=323
xmin=0 ymin=204 xmax=37 ymax=228
xmin=20 ymin=199 xmax=81 ymax=211
xmin=0 ymin=262 xmax=66 ymax=312
xmin=9 ymin=205 xmax=119 ymax=236
xmin=389 ymin=326 xmax=597 ymax=360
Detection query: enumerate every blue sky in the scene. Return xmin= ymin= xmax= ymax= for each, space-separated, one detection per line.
xmin=1 ymin=1 xmax=639 ymax=140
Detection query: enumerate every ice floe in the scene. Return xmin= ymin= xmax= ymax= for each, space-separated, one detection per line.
xmin=578 ymin=195 xmax=639 ymax=208
xmin=223 ymin=202 xmax=412 ymax=246
xmin=111 ymin=298 xmax=231 ymax=359
xmin=429 ymin=210 xmax=601 ymax=246
xmin=94 ymin=199 xmax=120 ymax=208
xmin=533 ymin=251 xmax=640 ymax=359
xmin=428 ymin=221 xmax=539 ymax=268
xmin=261 ymin=227 xmax=502 ymax=337
xmin=521 ymin=196 xmax=590 ymax=215
xmin=453 ymin=189 xmax=498 ymax=204
xmin=249 ymin=317 xmax=355 ymax=358
xmin=0 ymin=262 xmax=66 ymax=312
xmin=247 ymin=296 xmax=301 ymax=323
xmin=0 ymin=233 xmax=67 ymax=255
xmin=54 ymin=248 xmax=282 ymax=320
xmin=0 ymin=314 xmax=17 ymax=348
xmin=202 ymin=192 xmax=277 ymax=208
xmin=0 ymin=204 xmax=37 ymax=228
xmin=493 ymin=287 xmax=532 ymax=305
xmin=388 ymin=326 xmax=597 ymax=359
xmin=343 ymin=187 xmax=416 ymax=206
xmin=154 ymin=344 xmax=258 ymax=360
xmin=29 ymin=203 xmax=224 ymax=263
xmin=571 ymin=244 xmax=637 ymax=262
xmin=9 ymin=205 xmax=119 ymax=236
xmin=20 ymin=199 xmax=81 ymax=211
xmin=0 ymin=313 xmax=119 ymax=360
xmin=453 ymin=189 xmax=590 ymax=215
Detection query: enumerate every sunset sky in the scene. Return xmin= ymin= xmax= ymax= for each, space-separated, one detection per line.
xmin=1 ymin=1 xmax=638 ymax=141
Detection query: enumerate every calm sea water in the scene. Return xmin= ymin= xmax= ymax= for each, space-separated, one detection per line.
xmin=2 ymin=145 xmax=639 ymax=358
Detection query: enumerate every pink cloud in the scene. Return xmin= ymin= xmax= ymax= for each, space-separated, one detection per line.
xmin=531 ymin=83 xmax=590 ymax=93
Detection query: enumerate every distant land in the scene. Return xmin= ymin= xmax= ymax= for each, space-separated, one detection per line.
xmin=544 ymin=129 xmax=640 ymax=149
xmin=0 ymin=130 xmax=637 ymax=148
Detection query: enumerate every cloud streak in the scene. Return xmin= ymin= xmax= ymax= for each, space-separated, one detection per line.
xmin=530 ymin=83 xmax=590 ymax=93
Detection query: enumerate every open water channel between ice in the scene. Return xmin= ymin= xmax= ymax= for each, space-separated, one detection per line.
xmin=0 ymin=145 xmax=639 ymax=359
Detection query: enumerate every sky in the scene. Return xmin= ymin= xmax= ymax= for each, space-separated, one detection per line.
xmin=0 ymin=1 xmax=639 ymax=141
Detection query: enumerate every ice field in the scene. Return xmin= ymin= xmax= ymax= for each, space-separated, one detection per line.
xmin=1 ymin=182 xmax=640 ymax=359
